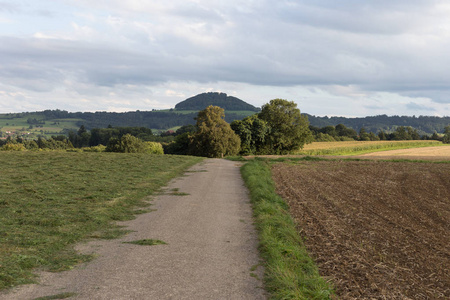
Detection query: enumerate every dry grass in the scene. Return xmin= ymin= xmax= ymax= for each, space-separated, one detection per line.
xmin=294 ymin=140 xmax=443 ymax=156
xmin=360 ymin=145 xmax=450 ymax=157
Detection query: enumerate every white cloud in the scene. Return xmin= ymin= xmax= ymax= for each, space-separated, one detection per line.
xmin=0 ymin=0 xmax=449 ymax=116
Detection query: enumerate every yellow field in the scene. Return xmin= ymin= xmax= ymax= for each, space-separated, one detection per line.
xmin=295 ymin=140 xmax=444 ymax=156
xmin=360 ymin=146 xmax=450 ymax=157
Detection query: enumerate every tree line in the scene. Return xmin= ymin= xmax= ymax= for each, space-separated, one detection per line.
xmin=2 ymin=100 xmax=450 ymax=156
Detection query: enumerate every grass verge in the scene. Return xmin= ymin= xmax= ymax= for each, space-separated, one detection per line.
xmin=0 ymin=151 xmax=202 ymax=290
xmin=241 ymin=160 xmax=334 ymax=299
xmin=123 ymin=239 xmax=167 ymax=246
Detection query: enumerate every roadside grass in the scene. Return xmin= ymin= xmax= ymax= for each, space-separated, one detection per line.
xmin=294 ymin=140 xmax=443 ymax=156
xmin=0 ymin=151 xmax=202 ymax=290
xmin=123 ymin=239 xmax=167 ymax=246
xmin=241 ymin=160 xmax=334 ymax=299
xmin=33 ymin=292 xmax=77 ymax=300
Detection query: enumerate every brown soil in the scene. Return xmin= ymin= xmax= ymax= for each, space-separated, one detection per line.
xmin=272 ymin=161 xmax=450 ymax=299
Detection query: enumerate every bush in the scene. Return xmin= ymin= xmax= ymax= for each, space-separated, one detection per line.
xmin=106 ymin=134 xmax=145 ymax=153
xmin=163 ymin=133 xmax=192 ymax=155
xmin=0 ymin=143 xmax=26 ymax=151
xmin=23 ymin=140 xmax=39 ymax=150
xmin=106 ymin=134 xmax=164 ymax=154
xmin=144 ymin=142 xmax=164 ymax=154
xmin=83 ymin=145 xmax=107 ymax=152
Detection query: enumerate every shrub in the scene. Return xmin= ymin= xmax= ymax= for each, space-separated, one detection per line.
xmin=106 ymin=134 xmax=145 ymax=153
xmin=83 ymin=145 xmax=107 ymax=152
xmin=105 ymin=135 xmax=164 ymax=154
xmin=0 ymin=143 xmax=26 ymax=151
xmin=144 ymin=142 xmax=164 ymax=154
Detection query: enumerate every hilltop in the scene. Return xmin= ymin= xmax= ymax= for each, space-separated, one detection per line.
xmin=175 ymin=92 xmax=260 ymax=111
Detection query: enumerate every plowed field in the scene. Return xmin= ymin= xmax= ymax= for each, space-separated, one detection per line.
xmin=272 ymin=161 xmax=450 ymax=299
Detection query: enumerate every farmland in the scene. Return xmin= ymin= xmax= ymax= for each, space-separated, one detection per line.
xmin=294 ymin=140 xmax=444 ymax=156
xmin=0 ymin=115 xmax=81 ymax=139
xmin=272 ymin=160 xmax=450 ymax=299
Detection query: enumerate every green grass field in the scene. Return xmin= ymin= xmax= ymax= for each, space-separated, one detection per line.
xmin=0 ymin=152 xmax=202 ymax=290
xmin=0 ymin=114 xmax=82 ymax=139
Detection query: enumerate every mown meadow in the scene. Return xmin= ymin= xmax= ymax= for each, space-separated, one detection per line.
xmin=0 ymin=152 xmax=202 ymax=290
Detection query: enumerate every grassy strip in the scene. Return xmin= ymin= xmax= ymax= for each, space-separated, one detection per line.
xmin=0 ymin=152 xmax=202 ymax=290
xmin=241 ymin=160 xmax=333 ymax=299
xmin=33 ymin=292 xmax=77 ymax=300
xmin=294 ymin=140 xmax=443 ymax=156
xmin=123 ymin=239 xmax=167 ymax=246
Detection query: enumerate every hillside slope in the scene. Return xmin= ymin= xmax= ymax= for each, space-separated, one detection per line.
xmin=175 ymin=92 xmax=260 ymax=111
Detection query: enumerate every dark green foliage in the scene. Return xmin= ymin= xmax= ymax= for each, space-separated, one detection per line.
xmin=359 ymin=127 xmax=379 ymax=141
xmin=89 ymin=126 xmax=153 ymax=146
xmin=36 ymin=137 xmax=74 ymax=150
xmin=443 ymin=126 xmax=450 ymax=144
xmin=189 ymin=106 xmax=241 ymax=158
xmin=163 ymin=124 xmax=197 ymax=155
xmin=175 ymin=124 xmax=196 ymax=135
xmin=0 ymin=136 xmax=73 ymax=151
xmin=105 ymin=134 xmax=149 ymax=153
xmin=163 ymin=133 xmax=192 ymax=155
xmin=231 ymin=115 xmax=269 ymax=155
xmin=175 ymin=92 xmax=260 ymax=111
xmin=307 ymin=114 xmax=450 ymax=136
xmin=258 ymin=99 xmax=312 ymax=154
xmin=335 ymin=123 xmax=358 ymax=139
xmin=379 ymin=126 xmax=422 ymax=141
xmin=309 ymin=123 xmax=357 ymax=141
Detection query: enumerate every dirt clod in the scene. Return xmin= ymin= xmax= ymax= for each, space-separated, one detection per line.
xmin=272 ymin=161 xmax=450 ymax=299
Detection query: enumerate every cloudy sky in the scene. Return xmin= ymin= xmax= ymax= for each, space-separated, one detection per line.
xmin=1 ymin=0 xmax=449 ymax=116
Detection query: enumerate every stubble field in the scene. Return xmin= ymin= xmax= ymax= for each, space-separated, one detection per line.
xmin=272 ymin=160 xmax=450 ymax=299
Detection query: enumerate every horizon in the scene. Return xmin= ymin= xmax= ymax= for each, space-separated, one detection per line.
xmin=2 ymin=106 xmax=449 ymax=119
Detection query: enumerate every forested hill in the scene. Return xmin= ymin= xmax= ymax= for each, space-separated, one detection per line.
xmin=1 ymin=109 xmax=448 ymax=135
xmin=306 ymin=114 xmax=450 ymax=135
xmin=175 ymin=92 xmax=260 ymax=111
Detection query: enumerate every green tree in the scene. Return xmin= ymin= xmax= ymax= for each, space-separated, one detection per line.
xmin=358 ymin=127 xmax=370 ymax=141
xmin=189 ymin=106 xmax=241 ymax=158
xmin=443 ymin=125 xmax=450 ymax=144
xmin=431 ymin=131 xmax=440 ymax=140
xmin=231 ymin=115 xmax=269 ymax=155
xmin=164 ymin=132 xmax=192 ymax=155
xmin=258 ymin=99 xmax=312 ymax=154
xmin=378 ymin=131 xmax=387 ymax=140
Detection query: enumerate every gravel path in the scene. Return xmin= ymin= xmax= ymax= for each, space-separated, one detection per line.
xmin=1 ymin=159 xmax=266 ymax=300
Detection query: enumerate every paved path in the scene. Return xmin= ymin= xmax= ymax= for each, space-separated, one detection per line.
xmin=1 ymin=159 xmax=266 ymax=300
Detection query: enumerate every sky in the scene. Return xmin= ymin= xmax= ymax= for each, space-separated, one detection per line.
xmin=0 ymin=0 xmax=449 ymax=117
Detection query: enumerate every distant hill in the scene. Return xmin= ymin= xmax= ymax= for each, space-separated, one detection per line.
xmin=175 ymin=92 xmax=260 ymax=112
xmin=1 ymin=99 xmax=448 ymax=137
xmin=307 ymin=114 xmax=450 ymax=135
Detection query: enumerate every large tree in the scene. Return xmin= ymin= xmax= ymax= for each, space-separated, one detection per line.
xmin=189 ymin=106 xmax=241 ymax=158
xmin=258 ymin=99 xmax=312 ymax=154
xmin=230 ymin=115 xmax=269 ymax=155
xmin=443 ymin=125 xmax=450 ymax=144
